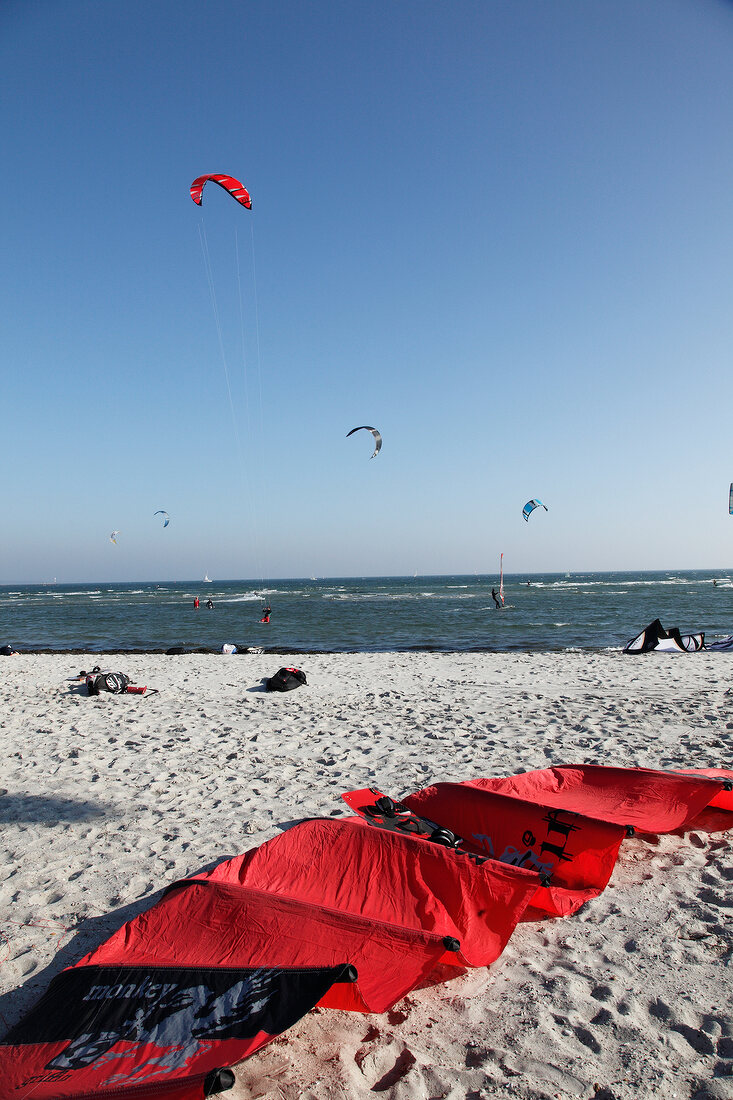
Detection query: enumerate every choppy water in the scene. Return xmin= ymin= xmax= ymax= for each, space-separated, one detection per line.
xmin=1 ymin=571 xmax=731 ymax=654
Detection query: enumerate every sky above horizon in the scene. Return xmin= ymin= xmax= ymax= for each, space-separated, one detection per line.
xmin=2 ymin=0 xmax=733 ymax=583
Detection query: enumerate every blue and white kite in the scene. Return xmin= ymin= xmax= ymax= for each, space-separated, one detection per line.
xmin=154 ymin=510 xmax=170 ymax=528
xmin=522 ymin=499 xmax=548 ymax=523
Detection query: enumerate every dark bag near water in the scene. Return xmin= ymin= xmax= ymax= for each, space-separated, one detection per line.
xmin=265 ymin=667 xmax=307 ymax=692
xmin=86 ymin=672 xmax=132 ymax=696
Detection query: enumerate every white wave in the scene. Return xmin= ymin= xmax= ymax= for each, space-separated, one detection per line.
xmin=535 ymin=577 xmax=715 ymax=590
xmin=218 ymin=591 xmax=279 ymax=603
xmin=216 ymin=596 xmax=262 ymax=604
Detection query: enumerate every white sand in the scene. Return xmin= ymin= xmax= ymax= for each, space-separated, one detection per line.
xmin=1 ymin=650 xmax=732 ymax=1100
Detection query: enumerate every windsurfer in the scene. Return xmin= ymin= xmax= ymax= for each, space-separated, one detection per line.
xmin=491 ymin=588 xmax=502 ymax=610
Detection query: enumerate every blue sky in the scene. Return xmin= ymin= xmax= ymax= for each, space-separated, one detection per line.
xmin=2 ymin=0 xmax=733 ymax=582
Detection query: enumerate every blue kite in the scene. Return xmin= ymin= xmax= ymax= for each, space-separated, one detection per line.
xmin=522 ymin=499 xmax=548 ymax=523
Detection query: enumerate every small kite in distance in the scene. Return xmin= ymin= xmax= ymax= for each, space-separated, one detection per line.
xmin=109 ymin=531 xmax=119 ymax=545
xmin=190 ymin=174 xmax=252 ymax=210
xmin=154 ymin=511 xmax=170 ymax=528
xmin=347 ymin=426 xmax=382 ymax=459
xmin=522 ymin=499 xmax=548 ymax=523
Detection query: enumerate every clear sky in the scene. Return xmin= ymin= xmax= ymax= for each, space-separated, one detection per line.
xmin=2 ymin=0 xmax=733 ymax=582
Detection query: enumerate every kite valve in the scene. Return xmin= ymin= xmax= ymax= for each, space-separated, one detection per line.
xmin=203 ymin=1067 xmax=236 ymax=1095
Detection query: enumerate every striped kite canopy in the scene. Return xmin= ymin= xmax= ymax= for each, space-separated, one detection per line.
xmin=190 ymin=174 xmax=252 ymax=210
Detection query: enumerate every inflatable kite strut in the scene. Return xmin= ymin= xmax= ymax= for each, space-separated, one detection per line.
xmin=1 ymin=764 xmax=731 ymax=1098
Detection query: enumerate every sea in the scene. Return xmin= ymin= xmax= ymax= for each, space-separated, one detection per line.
xmin=0 ymin=571 xmax=731 ymax=654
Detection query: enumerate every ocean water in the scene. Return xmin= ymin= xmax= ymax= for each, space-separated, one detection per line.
xmin=0 ymin=571 xmax=731 ymax=654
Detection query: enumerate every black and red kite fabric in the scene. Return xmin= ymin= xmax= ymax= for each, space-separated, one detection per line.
xmin=1 ymin=764 xmax=731 ymax=1099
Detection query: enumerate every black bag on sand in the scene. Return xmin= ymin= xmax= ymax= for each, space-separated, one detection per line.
xmin=86 ymin=672 xmax=131 ymax=696
xmin=265 ymin=667 xmax=307 ymax=692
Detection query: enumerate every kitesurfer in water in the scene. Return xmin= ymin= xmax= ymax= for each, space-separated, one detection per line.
xmin=491 ymin=588 xmax=502 ymax=610
xmin=206 ymin=597 xmax=214 ymax=609
xmin=261 ymin=603 xmax=272 ymax=624
xmin=193 ymin=596 xmax=200 ymax=610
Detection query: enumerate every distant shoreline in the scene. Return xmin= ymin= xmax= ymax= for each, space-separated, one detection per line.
xmin=2 ymin=642 xmax=608 ymax=656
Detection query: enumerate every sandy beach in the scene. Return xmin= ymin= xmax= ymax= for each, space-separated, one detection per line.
xmin=1 ymin=649 xmax=732 ymax=1100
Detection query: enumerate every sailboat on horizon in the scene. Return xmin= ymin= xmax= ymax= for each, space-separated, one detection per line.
xmin=203 ymin=574 xmax=212 ymax=583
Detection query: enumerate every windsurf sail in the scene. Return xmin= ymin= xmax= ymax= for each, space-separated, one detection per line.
xmin=729 ymin=483 xmax=733 ymax=515
xmin=499 ymin=553 xmax=505 ymax=606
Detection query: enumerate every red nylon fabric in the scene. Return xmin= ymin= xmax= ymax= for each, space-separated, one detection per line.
xmin=403 ymin=783 xmax=626 ymax=917
xmin=2 ymin=1043 xmax=238 ymax=1100
xmin=0 ymin=938 xmax=346 ymax=1099
xmin=1 ymin=818 xmax=540 ymax=1098
xmin=462 ymin=765 xmax=727 ymax=832
xmin=189 ymin=173 xmax=252 ymax=209
xmin=83 ymin=816 xmax=542 ymax=997
xmin=3 ymin=765 xmax=731 ymax=1098
xmin=673 ymin=768 xmax=733 ymax=811
xmin=82 ymin=879 xmax=446 ymax=1016
xmin=198 ymin=816 xmax=541 ymax=991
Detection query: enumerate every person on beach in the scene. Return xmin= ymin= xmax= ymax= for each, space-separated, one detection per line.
xmin=206 ymin=597 xmax=213 ymax=609
xmin=491 ymin=588 xmax=502 ymax=610
xmin=193 ymin=596 xmax=200 ymax=610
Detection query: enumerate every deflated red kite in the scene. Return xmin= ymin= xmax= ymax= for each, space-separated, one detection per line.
xmin=1 ymin=764 xmax=731 ymax=1098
